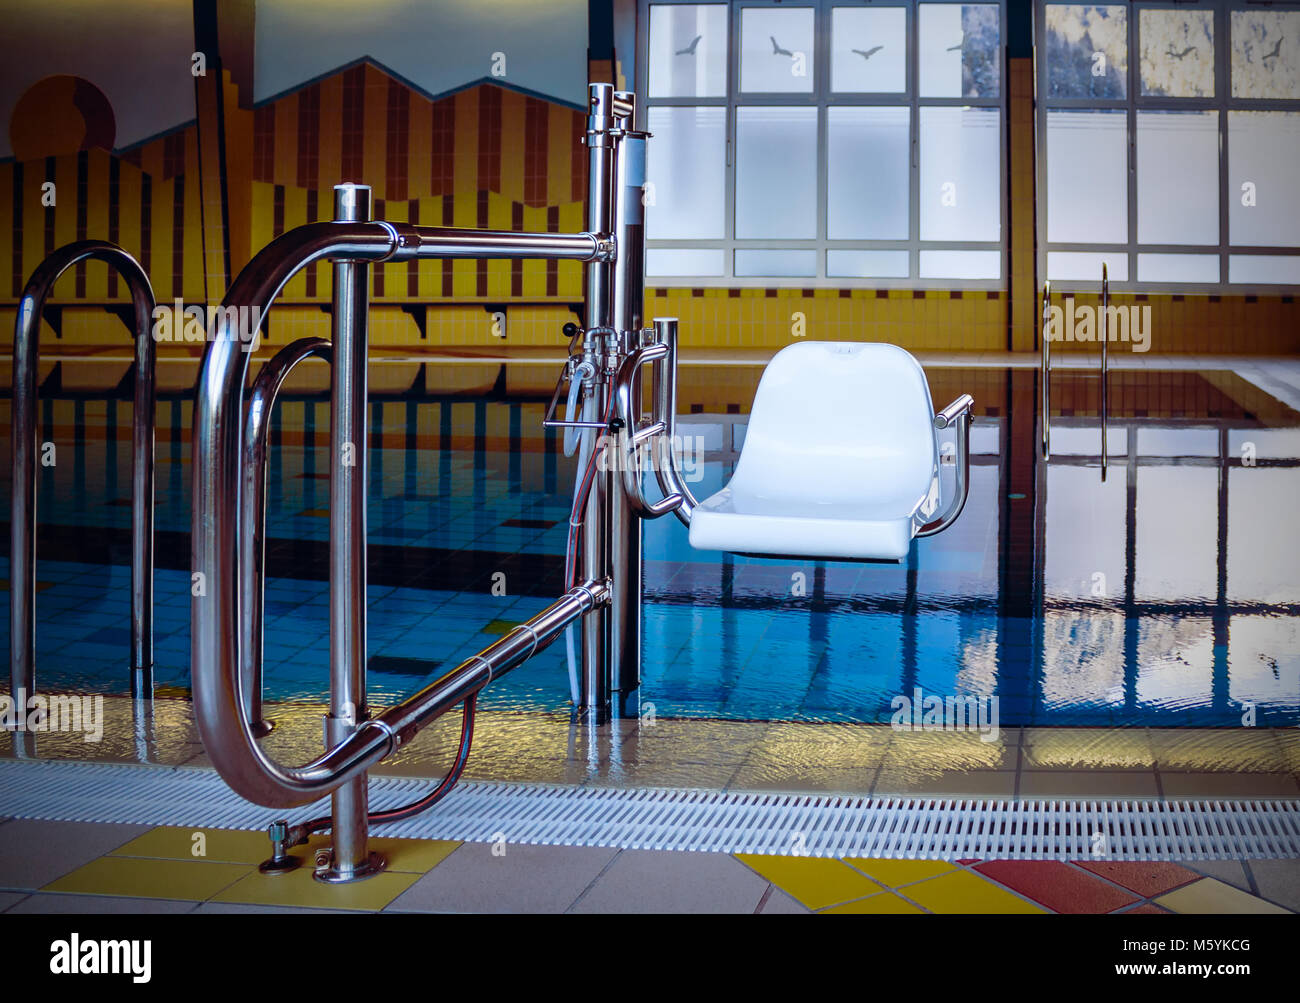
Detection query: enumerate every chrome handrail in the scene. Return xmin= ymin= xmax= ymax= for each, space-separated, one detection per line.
xmin=917 ymin=394 xmax=975 ymax=537
xmin=1100 ymin=263 xmax=1109 ymax=481
xmin=612 ymin=342 xmax=683 ymax=518
xmin=9 ymin=241 xmax=156 ymax=709
xmin=242 ymin=336 xmax=333 ymax=738
xmin=1040 ymin=279 xmax=1052 ymax=459
xmin=648 ymin=318 xmax=701 ymax=527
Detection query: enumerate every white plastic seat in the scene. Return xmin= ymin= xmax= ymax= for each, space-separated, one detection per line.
xmin=687 ymin=342 xmax=948 ymax=561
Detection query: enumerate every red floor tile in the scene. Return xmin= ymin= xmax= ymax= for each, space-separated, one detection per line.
xmin=975 ymin=861 xmax=1139 ymax=913
xmin=1074 ymin=861 xmax=1201 ymax=898
xmin=1122 ymin=904 xmax=1171 ymax=914
xmin=956 ymin=859 xmax=981 ymax=866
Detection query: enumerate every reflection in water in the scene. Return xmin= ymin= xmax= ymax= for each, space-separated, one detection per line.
xmin=2 ymin=366 xmax=1298 ymax=729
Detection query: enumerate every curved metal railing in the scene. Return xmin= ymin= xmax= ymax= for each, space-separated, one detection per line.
xmin=9 ymin=240 xmax=156 ymax=706
xmin=241 ymin=336 xmax=333 ymax=737
xmin=190 ymin=193 xmax=611 ymax=814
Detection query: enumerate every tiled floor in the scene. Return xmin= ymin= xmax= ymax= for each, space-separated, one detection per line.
xmin=0 ymin=819 xmax=1293 ymax=915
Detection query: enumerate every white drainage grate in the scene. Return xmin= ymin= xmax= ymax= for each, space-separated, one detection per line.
xmin=2 ymin=759 xmax=1298 ymax=860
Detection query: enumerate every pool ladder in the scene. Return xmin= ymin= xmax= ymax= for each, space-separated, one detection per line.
xmin=1039 ymin=264 xmax=1110 ymax=480
xmin=8 ymin=241 xmax=157 ymax=715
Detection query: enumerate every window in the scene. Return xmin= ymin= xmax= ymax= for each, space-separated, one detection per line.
xmin=1037 ymin=2 xmax=1300 ymax=290
xmin=640 ymin=1 xmax=1008 ymax=286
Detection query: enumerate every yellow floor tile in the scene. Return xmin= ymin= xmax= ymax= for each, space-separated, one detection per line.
xmin=113 ymin=826 xmax=288 ymax=866
xmin=736 ymin=855 xmax=883 ymax=911
xmin=822 ymin=892 xmax=924 ymax=915
xmin=845 ymin=859 xmax=955 ymax=888
xmin=902 ymin=870 xmax=1046 ymax=914
xmin=115 ymin=828 xmax=458 ymax=875
xmin=1156 ymin=878 xmax=1290 ymax=915
xmin=213 ymin=865 xmax=421 ymax=911
xmin=45 ymin=856 xmax=251 ymax=901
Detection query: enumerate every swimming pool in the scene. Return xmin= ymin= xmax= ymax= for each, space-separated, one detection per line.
xmin=4 ymin=361 xmax=1298 ymax=728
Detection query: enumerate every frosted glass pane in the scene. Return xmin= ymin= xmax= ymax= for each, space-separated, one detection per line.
xmin=1136 ymin=253 xmax=1219 ymax=283
xmin=1136 ymin=467 xmax=1218 ymax=601
xmin=1046 ymin=110 xmax=1127 ymax=244
xmin=827 ymin=250 xmax=910 ymax=278
xmin=919 ymin=4 xmax=1000 ymax=98
xmin=645 ymin=248 xmax=725 ymax=276
xmin=1136 ymin=111 xmax=1218 ymax=246
xmin=645 ymin=106 xmax=726 ymax=240
xmin=740 ymin=7 xmax=815 ymax=93
xmin=1231 ymin=10 xmax=1300 ymax=99
xmin=827 ymin=106 xmax=909 ymax=239
xmin=1046 ymin=465 xmax=1127 ymax=598
xmin=734 ymin=249 xmax=817 ymax=277
xmin=919 ymin=107 xmax=1000 ymax=241
xmin=1229 ymin=255 xmax=1300 ymax=284
xmin=1045 ymin=5 xmax=1128 ymax=99
xmin=1137 ymin=427 xmax=1220 ymax=457
xmin=831 ymin=7 xmax=907 ymax=93
xmin=1047 ymin=251 xmax=1129 ymax=282
xmin=1139 ymin=9 xmax=1215 ymax=97
xmin=1228 ymin=469 xmax=1300 ymax=603
xmin=648 ymin=4 xmax=728 ymax=98
xmin=1229 ymin=112 xmax=1300 ymax=248
xmin=736 ymin=106 xmax=818 ymax=239
xmin=919 ymin=250 xmax=1001 ymax=279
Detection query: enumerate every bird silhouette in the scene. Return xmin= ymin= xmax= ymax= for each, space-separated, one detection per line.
xmin=1263 ymin=36 xmax=1284 ymax=61
xmin=852 ymin=45 xmax=885 ymax=61
xmin=675 ymin=35 xmax=702 ymax=56
xmin=770 ymin=35 xmax=793 ymax=57
xmin=1165 ymin=44 xmax=1196 ymax=60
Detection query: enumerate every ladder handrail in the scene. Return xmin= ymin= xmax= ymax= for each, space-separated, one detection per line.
xmin=9 ymin=241 xmax=156 ymax=708
xmin=1040 ymin=280 xmax=1052 ymax=459
xmin=1100 ymin=263 xmax=1109 ymax=481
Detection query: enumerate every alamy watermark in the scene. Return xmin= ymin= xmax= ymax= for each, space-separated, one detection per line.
xmin=151 ymin=300 xmax=265 ymax=353
xmin=1 ymin=689 xmax=104 ymax=742
xmin=1046 ymin=296 xmax=1151 ymax=353
xmin=890 ymin=686 xmax=999 ymax=743
xmin=595 ymin=430 xmax=706 ymax=482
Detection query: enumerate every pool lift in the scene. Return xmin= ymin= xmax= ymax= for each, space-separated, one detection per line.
xmin=184 ymin=84 xmax=975 ymax=882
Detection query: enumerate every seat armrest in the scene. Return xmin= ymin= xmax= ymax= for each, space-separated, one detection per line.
xmin=916 ymin=394 xmax=974 ymax=538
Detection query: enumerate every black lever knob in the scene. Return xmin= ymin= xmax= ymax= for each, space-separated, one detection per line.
xmin=562 ymin=322 xmax=580 ymax=340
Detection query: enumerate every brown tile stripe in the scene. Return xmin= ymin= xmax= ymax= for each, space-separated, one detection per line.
xmin=296 ymin=84 xmax=321 ymax=190
xmin=386 ymin=78 xmax=410 ymax=201
xmin=431 ymin=96 xmax=455 ymax=197
xmin=341 ymin=65 xmax=365 ymax=181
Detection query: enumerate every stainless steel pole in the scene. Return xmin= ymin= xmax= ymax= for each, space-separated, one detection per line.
xmin=130 ymin=284 xmax=157 ymax=700
xmin=580 ymin=84 xmax=616 ymax=723
xmin=608 ymin=98 xmax=648 ymax=719
xmin=1100 ymin=264 xmax=1109 ymax=482
xmin=319 ymin=184 xmax=383 ymax=883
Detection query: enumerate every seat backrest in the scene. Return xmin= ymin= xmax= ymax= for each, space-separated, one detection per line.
xmin=729 ymin=342 xmax=937 ymax=514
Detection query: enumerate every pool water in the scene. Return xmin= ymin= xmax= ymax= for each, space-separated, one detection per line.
xmin=3 ymin=363 xmax=1298 ymax=728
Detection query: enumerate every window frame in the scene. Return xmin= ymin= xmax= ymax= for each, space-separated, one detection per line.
xmin=1034 ymin=0 xmax=1300 ymax=294
xmin=638 ymin=0 xmax=1010 ymax=289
